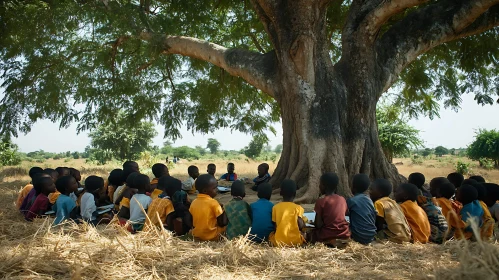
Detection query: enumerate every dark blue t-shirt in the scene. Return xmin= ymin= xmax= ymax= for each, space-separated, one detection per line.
xmin=347 ymin=193 xmax=377 ymax=244
xmin=249 ymin=198 xmax=274 ymax=242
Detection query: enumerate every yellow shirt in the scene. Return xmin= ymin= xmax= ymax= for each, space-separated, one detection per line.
xmin=48 ymin=191 xmax=61 ymax=204
xmin=120 ymin=197 xmax=131 ymax=209
xmin=269 ymin=202 xmax=305 ymax=247
xmin=374 ymin=197 xmax=411 ymax=243
xmin=479 ymin=200 xmax=494 ymax=240
xmin=189 ymin=194 xmax=224 ymax=241
xmin=399 ymin=200 xmax=431 ymax=243
xmin=16 ymin=184 xmax=33 ymax=209
xmin=150 ymin=189 xmax=163 ymax=200
xmin=147 ymin=197 xmax=174 ymax=228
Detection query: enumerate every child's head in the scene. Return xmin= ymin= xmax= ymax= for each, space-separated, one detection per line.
xmin=28 ymin=167 xmax=44 ymax=180
xmin=456 ymin=184 xmax=478 ymax=205
xmin=408 ymin=173 xmax=425 ymax=189
xmin=152 ymin=163 xmax=169 ymax=178
xmin=33 ymin=175 xmax=55 ymax=196
xmin=108 ymin=169 xmax=125 ymax=186
xmin=447 ymin=173 xmax=464 ymax=189
xmin=394 ymin=183 xmax=419 ymax=203
xmin=159 ymin=176 xmax=182 ymax=197
xmin=187 ymin=165 xmax=200 ymax=179
xmin=56 ymin=175 xmax=79 ymax=195
xmin=126 ymin=172 xmax=140 ymax=188
xmin=429 ymin=177 xmax=449 ymax=198
xmin=123 ymin=161 xmax=139 ymax=173
xmin=231 ymin=180 xmax=246 ymax=198
xmin=257 ymin=163 xmax=270 ymax=177
xmin=439 ymin=182 xmax=456 ymax=199
xmin=85 ymin=176 xmax=105 ymax=195
xmin=352 ymin=174 xmax=370 ymax=195
xmin=55 ymin=167 xmax=70 ymax=178
xmin=134 ymin=174 xmax=152 ymax=194
xmin=69 ymin=168 xmax=81 ymax=182
xmin=257 ymin=183 xmax=272 ymax=200
xmin=370 ymin=179 xmax=392 ymax=202
xmin=469 ymin=175 xmax=485 ymax=183
xmin=465 ymin=180 xmax=487 ymax=201
xmin=319 ymin=173 xmax=339 ymax=195
xmin=483 ymin=183 xmax=499 ymax=207
xmin=207 ymin=163 xmax=216 ymax=176
xmin=196 ymin=174 xmax=218 ymax=198
xmin=227 ymin=163 xmax=235 ymax=174
xmin=280 ymin=179 xmax=297 ymax=201
xmin=44 ymin=168 xmax=59 ymax=182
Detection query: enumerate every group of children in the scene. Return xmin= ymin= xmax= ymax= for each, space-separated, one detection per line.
xmin=15 ymin=162 xmax=499 ymax=247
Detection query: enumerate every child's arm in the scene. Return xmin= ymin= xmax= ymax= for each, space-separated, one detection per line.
xmin=297 ymin=217 xmax=305 ymax=231
xmin=314 ymin=213 xmax=324 ymax=229
xmin=217 ymin=211 xmax=228 ymax=227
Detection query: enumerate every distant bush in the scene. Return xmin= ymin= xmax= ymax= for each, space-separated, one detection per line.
xmin=478 ymin=158 xmax=495 ymax=170
xmin=0 ymin=141 xmax=22 ymax=166
xmin=411 ymin=155 xmax=423 ymax=165
xmin=456 ymin=161 xmax=470 ymax=175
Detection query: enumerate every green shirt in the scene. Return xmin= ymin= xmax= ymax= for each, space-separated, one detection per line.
xmin=225 ymin=198 xmax=252 ymax=240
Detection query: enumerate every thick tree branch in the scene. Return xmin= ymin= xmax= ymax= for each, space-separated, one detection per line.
xmin=139 ymin=33 xmax=277 ymax=97
xmin=376 ymin=1 xmax=499 ymax=92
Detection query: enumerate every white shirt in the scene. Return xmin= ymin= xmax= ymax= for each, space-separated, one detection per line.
xmin=129 ymin=194 xmax=152 ymax=224
xmin=182 ymin=177 xmax=195 ymax=192
xmin=113 ymin=185 xmax=126 ymax=203
xmin=80 ymin=192 xmax=97 ymax=221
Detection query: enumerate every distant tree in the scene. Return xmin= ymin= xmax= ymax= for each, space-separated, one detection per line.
xmin=467 ymin=129 xmax=499 ymax=168
xmin=173 ymin=146 xmax=201 ymax=160
xmin=195 ymin=145 xmax=207 ymax=156
xmin=206 ymin=138 xmax=221 ymax=154
xmin=160 ymin=141 xmax=174 ymax=155
xmin=150 ymin=145 xmax=160 ymax=155
xmin=244 ymin=135 xmax=268 ymax=159
xmin=377 ymin=106 xmax=423 ymax=163
xmin=65 ymin=151 xmax=71 ymax=157
xmin=421 ymin=148 xmax=433 ymax=157
xmin=450 ymin=148 xmax=456 ymax=155
xmin=274 ymin=144 xmax=283 ymax=154
xmin=72 ymin=151 xmax=80 ymax=159
xmin=264 ymin=145 xmax=273 ymax=153
xmin=88 ymin=113 xmax=157 ymax=162
xmin=0 ymin=139 xmax=21 ymax=166
xmin=434 ymin=146 xmax=449 ymax=157
xmin=81 ymin=147 xmax=91 ymax=159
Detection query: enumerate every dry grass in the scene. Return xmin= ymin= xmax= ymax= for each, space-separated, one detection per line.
xmin=1 ymin=158 xmax=499 ymax=279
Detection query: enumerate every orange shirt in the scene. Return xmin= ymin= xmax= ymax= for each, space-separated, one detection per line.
xmin=478 ymin=200 xmax=494 ymax=240
xmin=374 ymin=197 xmax=411 ymax=243
xmin=189 ymin=194 xmax=225 ymax=241
xmin=435 ymin=197 xmax=468 ymax=239
xmin=48 ymin=191 xmax=61 ymax=205
xmin=16 ymin=184 xmax=33 ymax=209
xmin=399 ymin=200 xmax=431 ymax=243
xmin=147 ymin=197 xmax=174 ymax=228
xmin=150 ymin=189 xmax=163 ymax=200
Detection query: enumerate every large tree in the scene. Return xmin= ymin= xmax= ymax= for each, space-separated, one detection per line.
xmin=1 ymin=0 xmax=498 ymax=202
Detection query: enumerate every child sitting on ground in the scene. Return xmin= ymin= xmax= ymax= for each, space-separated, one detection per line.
xmin=207 ymin=163 xmax=216 ymax=177
xmin=249 ymin=183 xmax=274 ymax=243
xmin=269 ymin=179 xmax=306 ymax=247
xmin=370 ymin=179 xmax=411 ymax=243
xmin=225 ymin=181 xmax=252 ymax=240
xmin=251 ymin=163 xmax=271 ymax=191
xmin=220 ymin=163 xmax=237 ymax=181
xmin=116 ymin=172 xmax=140 ymax=220
xmin=182 ymin=165 xmax=199 ymax=195
xmin=20 ymin=173 xmax=50 ymax=214
xmin=310 ymin=173 xmax=350 ymax=247
xmin=25 ymin=176 xmax=56 ymax=221
xmin=52 ymin=175 xmax=79 ymax=225
xmin=467 ymin=180 xmax=494 ymax=240
xmin=415 ymin=191 xmax=448 ymax=244
xmin=434 ymin=181 xmax=464 ymax=239
xmin=188 ymin=174 xmax=228 ymax=241
xmin=147 ymin=176 xmax=176 ymax=229
xmin=80 ymin=176 xmax=109 ymax=225
xmin=49 ymin=167 xmax=71 ymax=204
xmin=483 ymin=183 xmax=499 ymax=222
xmin=395 ymin=183 xmax=431 ymax=243
xmin=167 ymin=177 xmax=191 ymax=235
xmin=151 ymin=163 xmax=169 ymax=199
xmin=447 ymin=172 xmax=465 ymax=195
xmin=107 ymin=169 xmax=124 ymax=203
xmin=16 ymin=167 xmax=43 ymax=209
xmin=347 ymin=174 xmax=377 ymax=245
xmin=456 ymin=184 xmax=483 ymax=240
xmin=129 ymin=174 xmax=153 ymax=232
xmin=408 ymin=172 xmax=431 ymax=198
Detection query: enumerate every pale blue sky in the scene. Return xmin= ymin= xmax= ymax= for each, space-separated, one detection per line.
xmin=13 ymin=94 xmax=499 ymax=153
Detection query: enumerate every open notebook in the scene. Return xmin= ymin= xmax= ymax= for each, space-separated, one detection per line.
xmin=303 ymin=212 xmax=350 ymax=227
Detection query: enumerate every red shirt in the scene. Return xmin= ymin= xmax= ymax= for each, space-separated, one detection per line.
xmin=25 ymin=194 xmax=49 ymax=221
xmin=314 ymin=194 xmax=350 ymax=240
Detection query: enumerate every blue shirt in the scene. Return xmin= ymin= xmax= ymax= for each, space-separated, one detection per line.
xmin=220 ymin=173 xmax=237 ymax=181
xmin=347 ymin=193 xmax=377 ymax=244
xmin=52 ymin=194 xmax=76 ymax=225
xmin=249 ymin=198 xmax=274 ymax=242
xmin=461 ymin=200 xmax=484 ymax=232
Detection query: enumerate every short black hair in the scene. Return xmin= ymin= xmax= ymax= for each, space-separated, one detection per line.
xmin=227 ymin=163 xmax=235 ymax=167
xmin=257 ymin=183 xmax=272 ymax=200
xmin=196 ymin=174 xmax=216 ymax=193
xmin=134 ymin=174 xmax=151 ymax=192
xmin=158 ymin=176 xmax=182 ymax=197
xmin=126 ymin=172 xmax=140 ymax=188
xmin=85 ymin=176 xmax=104 ymax=193
xmin=69 ymin=167 xmax=80 ymax=176
xmin=320 ymin=173 xmax=339 ymax=193
xmin=439 ymin=182 xmax=456 ymax=199
xmin=231 ymin=180 xmax=246 ymax=197
xmin=33 ymin=176 xmax=53 ymax=195
xmin=56 ymin=175 xmax=74 ymax=194
xmin=55 ymin=167 xmax=69 ymax=177
xmin=458 ymin=184 xmax=478 ymax=205
xmin=258 ymin=163 xmax=270 ymax=172
xmin=430 ymin=177 xmax=449 ymax=190
xmin=447 ymin=173 xmax=465 ymax=189
xmin=352 ymin=174 xmax=370 ymax=194
xmin=152 ymin=163 xmax=168 ymax=178
xmin=187 ymin=165 xmax=199 ymax=174
xmin=207 ymin=163 xmax=216 ymax=168
xmin=123 ymin=161 xmax=138 ymax=169
xmin=108 ymin=169 xmax=124 ymax=186
xmin=28 ymin=167 xmax=44 ymax=179
xmin=373 ymin=179 xmax=392 ymax=197
xmin=484 ymin=183 xmax=499 ymax=202
xmin=468 ymin=181 xmax=487 ymax=201
xmin=43 ymin=168 xmax=56 ymax=175
xmin=122 ymin=167 xmax=135 ymax=182
xmin=408 ymin=173 xmax=425 ymax=188
xmin=281 ymin=179 xmax=297 ymax=199
xmin=398 ymin=183 xmax=419 ymax=202
xmin=469 ymin=175 xmax=485 ymax=183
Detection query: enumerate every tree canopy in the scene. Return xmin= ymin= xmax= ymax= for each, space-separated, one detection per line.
xmin=206 ymin=138 xmax=221 ymax=154
xmin=467 ymin=129 xmax=499 ymax=168
xmin=434 ymin=146 xmax=449 ymax=157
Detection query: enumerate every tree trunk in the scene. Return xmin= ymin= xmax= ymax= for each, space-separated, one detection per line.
xmin=265 ymin=1 xmax=403 ymax=203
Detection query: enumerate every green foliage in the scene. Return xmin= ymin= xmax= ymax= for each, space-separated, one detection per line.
xmin=244 ymin=135 xmax=268 ymax=159
xmin=377 ymin=105 xmax=423 ymax=162
xmin=172 ymin=146 xmax=200 ymax=160
xmin=467 ymin=129 xmax=499 ymax=168
xmin=478 ymin=158 xmax=495 ymax=170
xmin=274 ymin=144 xmax=283 ymax=154
xmin=195 ymin=145 xmax=207 ymax=156
xmin=53 ymin=154 xmax=62 ymax=160
xmin=160 ymin=141 xmax=174 ymax=156
xmin=206 ymin=138 xmax=221 ymax=154
xmin=88 ymin=148 xmax=113 ymax=165
xmin=88 ymin=112 xmax=157 ymax=162
xmin=456 ymin=161 xmax=471 ymax=175
xmin=72 ymin=151 xmax=80 ymax=159
xmin=434 ymin=146 xmax=449 ymax=157
xmin=0 ymin=140 xmax=22 ymax=166
xmin=421 ymin=148 xmax=433 ymax=157
xmin=411 ymin=155 xmax=424 ymax=165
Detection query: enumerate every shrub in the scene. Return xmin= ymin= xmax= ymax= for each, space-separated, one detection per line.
xmin=478 ymin=158 xmax=495 ymax=170
xmin=411 ymin=155 xmax=423 ymax=165
xmin=0 ymin=141 xmax=22 ymax=166
xmin=456 ymin=161 xmax=470 ymax=175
